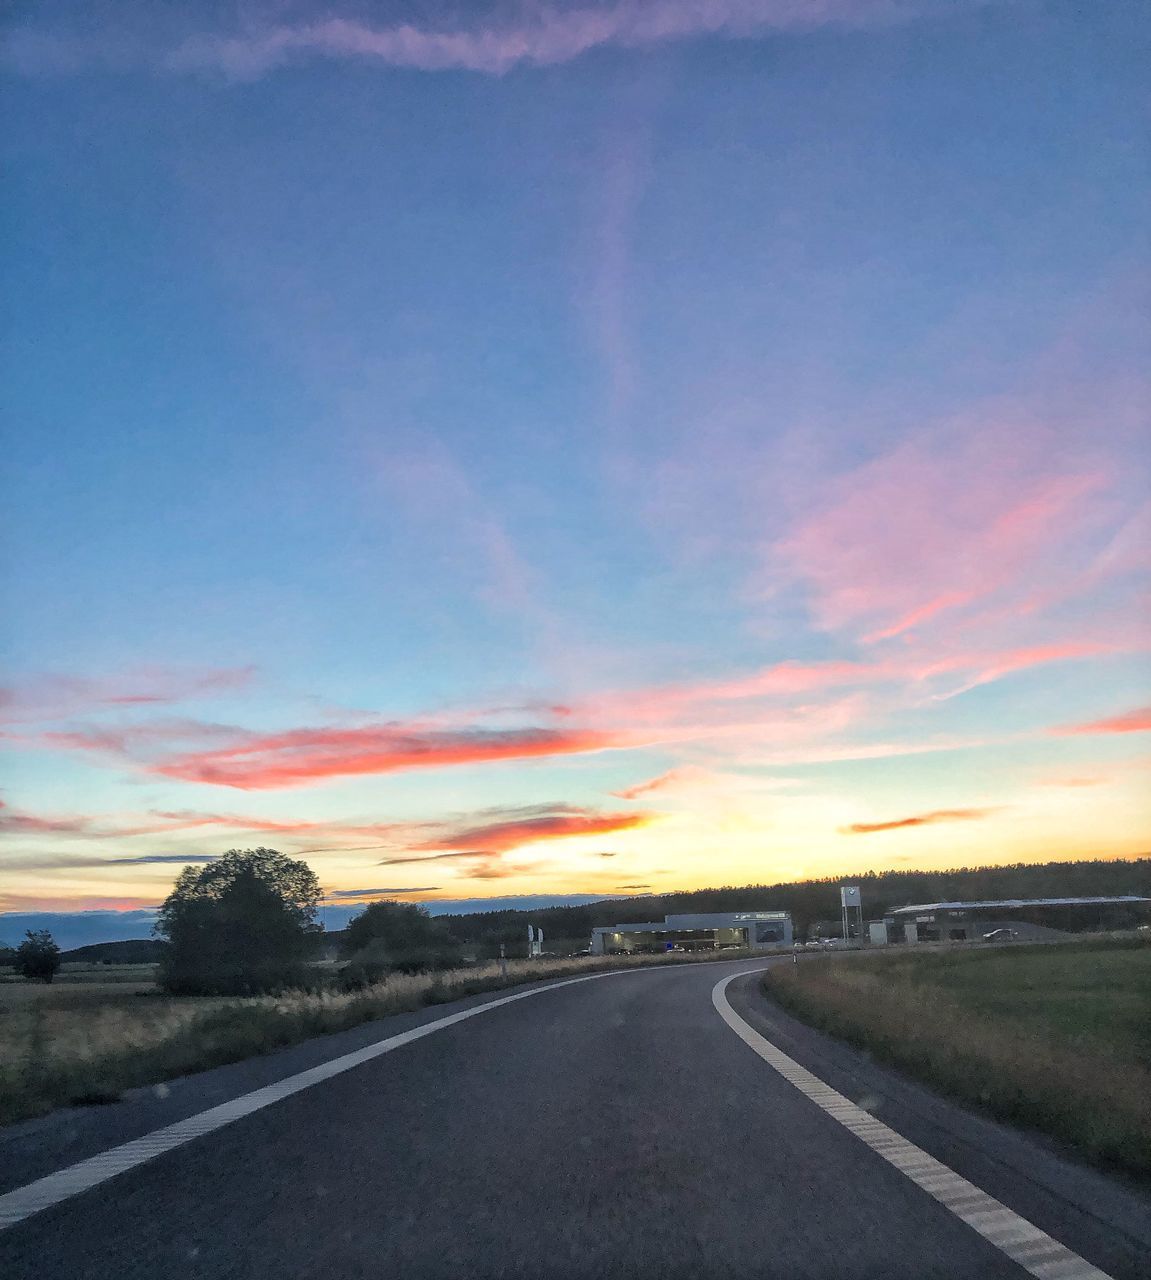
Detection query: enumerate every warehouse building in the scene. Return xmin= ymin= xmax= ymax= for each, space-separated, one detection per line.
xmin=590 ymin=910 xmax=792 ymax=954
xmin=884 ymin=895 xmax=1151 ymax=944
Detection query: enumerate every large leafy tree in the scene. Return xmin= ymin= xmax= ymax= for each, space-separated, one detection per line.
xmin=16 ymin=929 xmax=62 ymax=983
xmin=155 ymin=848 xmax=322 ymax=995
xmin=342 ymin=900 xmax=461 ymax=978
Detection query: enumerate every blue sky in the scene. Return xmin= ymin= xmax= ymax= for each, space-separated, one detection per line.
xmin=2 ymin=0 xmax=1148 ymax=945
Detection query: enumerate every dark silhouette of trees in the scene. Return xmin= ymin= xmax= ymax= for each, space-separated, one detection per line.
xmin=341 ymin=900 xmax=462 ymax=982
xmin=436 ymin=856 xmax=1151 ymax=952
xmin=16 ymin=929 xmax=61 ymax=983
xmin=155 ymin=848 xmax=321 ymax=995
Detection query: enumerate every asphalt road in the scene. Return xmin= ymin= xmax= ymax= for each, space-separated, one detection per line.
xmin=1 ymin=959 xmax=1148 ymax=1279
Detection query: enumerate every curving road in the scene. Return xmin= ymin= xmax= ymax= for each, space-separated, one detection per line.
xmin=1 ymin=959 xmax=1148 ymax=1279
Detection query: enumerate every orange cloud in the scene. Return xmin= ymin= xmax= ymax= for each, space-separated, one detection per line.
xmin=1053 ymin=705 xmax=1151 ymax=736
xmin=150 ymin=724 xmax=622 ymax=789
xmin=613 ymin=769 xmax=687 ymax=799
xmin=842 ymin=807 xmax=997 ymax=835
xmin=416 ymin=808 xmax=652 ymax=855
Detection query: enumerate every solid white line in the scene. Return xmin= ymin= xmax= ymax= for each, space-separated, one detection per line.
xmin=711 ymin=973 xmax=1114 ymax=1280
xmin=0 ymin=966 xmax=657 ymax=1232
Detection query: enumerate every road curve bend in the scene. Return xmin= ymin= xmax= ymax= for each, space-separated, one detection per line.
xmin=1 ymin=958 xmax=1146 ymax=1280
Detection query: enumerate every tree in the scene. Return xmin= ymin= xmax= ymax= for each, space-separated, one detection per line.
xmin=16 ymin=929 xmax=62 ymax=983
xmin=155 ymin=848 xmax=321 ymax=995
xmin=341 ymin=900 xmax=462 ymax=981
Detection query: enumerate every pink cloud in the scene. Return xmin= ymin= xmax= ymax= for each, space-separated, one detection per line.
xmin=584 ymin=659 xmax=888 ymax=731
xmin=918 ymin=640 xmax=1119 ymax=700
xmin=151 ymin=723 xmax=624 ymax=789
xmin=0 ymin=669 xmax=255 ymax=726
xmin=1052 ymin=705 xmax=1151 ymax=736
xmin=774 ymin=427 xmax=1109 ymax=644
xmin=0 ymin=893 xmax=161 ymax=912
xmin=0 ymin=800 xmax=94 ymax=836
xmin=150 ymin=2 xmax=952 ymax=78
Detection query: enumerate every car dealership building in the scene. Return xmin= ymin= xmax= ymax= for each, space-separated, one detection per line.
xmin=590 ymin=910 xmax=793 ymax=954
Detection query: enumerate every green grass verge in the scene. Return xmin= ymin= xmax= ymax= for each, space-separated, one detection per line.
xmin=762 ymin=936 xmax=1151 ymax=1180
xmin=0 ymin=950 xmax=754 ymax=1127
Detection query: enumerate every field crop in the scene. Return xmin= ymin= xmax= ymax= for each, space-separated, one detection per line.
xmin=0 ymin=949 xmax=757 ymax=1126
xmin=762 ymin=935 xmax=1151 ymax=1179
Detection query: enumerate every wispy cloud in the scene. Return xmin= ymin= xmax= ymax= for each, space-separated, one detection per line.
xmin=773 ymin=431 xmax=1109 ymax=645
xmin=0 ymin=800 xmax=94 ymax=836
xmin=29 ymin=719 xmax=628 ymax=791
xmin=842 ymin=807 xmax=998 ymax=835
xmin=329 ymin=887 xmax=440 ymax=898
xmin=1052 ymin=705 xmax=1151 ymax=736
xmin=3 ymin=1 xmax=961 ymax=79
xmin=0 ymin=668 xmax=255 ymax=725
xmin=379 ymin=850 xmax=496 ymax=867
xmin=149 ymin=723 xmax=623 ymax=789
xmin=416 ymin=807 xmax=652 ymax=854
xmin=108 ymin=853 xmax=220 ymax=865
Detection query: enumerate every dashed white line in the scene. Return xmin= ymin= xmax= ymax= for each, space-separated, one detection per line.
xmin=712 ymin=972 xmax=1114 ymax=1280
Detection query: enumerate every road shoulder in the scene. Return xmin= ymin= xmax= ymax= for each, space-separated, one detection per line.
xmin=726 ymin=969 xmax=1151 ymax=1280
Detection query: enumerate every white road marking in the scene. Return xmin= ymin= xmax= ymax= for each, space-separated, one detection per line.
xmin=0 ymin=966 xmax=656 ymax=1232
xmin=712 ymin=973 xmax=1114 ymax=1280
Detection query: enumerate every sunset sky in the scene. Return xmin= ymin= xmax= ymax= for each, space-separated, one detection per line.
xmin=2 ymin=0 xmax=1149 ymax=946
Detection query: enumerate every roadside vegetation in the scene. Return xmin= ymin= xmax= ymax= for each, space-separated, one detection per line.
xmin=3 ymin=847 xmax=713 ymax=1125
xmin=0 ymin=949 xmax=752 ymax=1126
xmin=763 ymin=935 xmax=1151 ymax=1179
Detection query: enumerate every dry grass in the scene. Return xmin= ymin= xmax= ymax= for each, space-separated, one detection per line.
xmin=0 ymin=949 xmax=754 ymax=1126
xmin=763 ymin=937 xmax=1151 ymax=1179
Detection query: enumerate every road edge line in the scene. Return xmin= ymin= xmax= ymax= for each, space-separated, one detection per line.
xmin=712 ymin=972 xmax=1115 ymax=1280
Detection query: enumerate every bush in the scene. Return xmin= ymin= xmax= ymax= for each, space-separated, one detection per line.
xmin=340 ymin=900 xmax=463 ymax=981
xmin=155 ymin=848 xmax=322 ymax=995
xmin=16 ymin=930 xmax=62 ymax=983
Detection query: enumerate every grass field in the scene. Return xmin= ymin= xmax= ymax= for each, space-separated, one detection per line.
xmin=0 ymin=949 xmax=756 ymax=1127
xmin=763 ymin=935 xmax=1151 ymax=1179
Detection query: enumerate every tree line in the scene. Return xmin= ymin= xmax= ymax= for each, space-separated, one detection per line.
xmin=436 ymin=856 xmax=1151 ymax=950
xmin=5 ymin=851 xmax=1147 ymax=994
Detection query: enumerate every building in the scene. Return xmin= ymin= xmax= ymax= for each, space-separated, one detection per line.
xmin=885 ymin=896 xmax=1151 ymax=944
xmin=590 ymin=910 xmax=792 ymax=955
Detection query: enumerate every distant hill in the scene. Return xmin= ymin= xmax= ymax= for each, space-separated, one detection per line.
xmin=432 ymin=856 xmax=1151 ymax=950
xmin=62 ymin=939 xmax=167 ymax=965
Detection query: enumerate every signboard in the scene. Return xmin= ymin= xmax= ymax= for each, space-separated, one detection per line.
xmin=840 ymin=885 xmax=861 ymax=907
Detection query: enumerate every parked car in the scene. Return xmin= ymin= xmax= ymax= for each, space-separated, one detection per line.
xmin=982 ymin=928 xmax=1018 ymax=942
